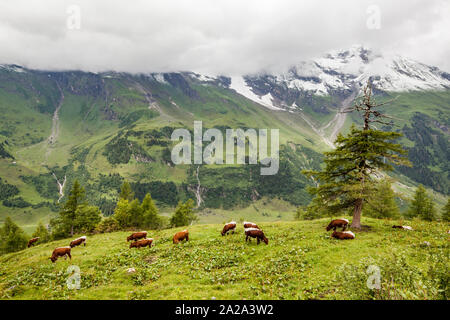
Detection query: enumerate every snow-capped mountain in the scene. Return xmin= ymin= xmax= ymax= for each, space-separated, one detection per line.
xmin=225 ymin=45 xmax=450 ymax=110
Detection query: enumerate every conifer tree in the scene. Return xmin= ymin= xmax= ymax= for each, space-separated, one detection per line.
xmin=365 ymin=179 xmax=400 ymax=219
xmin=59 ymin=180 xmax=86 ymax=236
xmin=0 ymin=217 xmax=28 ymax=254
xmin=170 ymin=199 xmax=197 ymax=227
xmin=142 ymin=193 xmax=161 ymax=229
xmin=119 ymin=181 xmax=134 ymax=201
xmin=408 ymin=185 xmax=436 ymax=221
xmin=304 ymin=81 xmax=410 ymax=228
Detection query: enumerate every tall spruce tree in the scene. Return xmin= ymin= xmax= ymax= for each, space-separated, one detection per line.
xmin=303 ymin=81 xmax=410 ymax=229
xmin=59 ymin=180 xmax=86 ymax=236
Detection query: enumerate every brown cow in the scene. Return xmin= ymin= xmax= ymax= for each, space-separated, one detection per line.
xmin=50 ymin=246 xmax=72 ymax=263
xmin=326 ymin=219 xmax=349 ymax=231
xmin=129 ymin=238 xmax=154 ymax=249
xmin=221 ymin=221 xmax=236 ymax=236
xmin=70 ymin=236 xmax=86 ymax=248
xmin=173 ymin=230 xmax=189 ymax=244
xmin=392 ymin=225 xmax=413 ymax=230
xmin=243 ymin=221 xmax=259 ymax=229
xmin=27 ymin=237 xmax=40 ymax=248
xmin=127 ymin=231 xmax=147 ymax=242
xmin=245 ymin=228 xmax=268 ymax=245
xmin=331 ymin=231 xmax=355 ymax=240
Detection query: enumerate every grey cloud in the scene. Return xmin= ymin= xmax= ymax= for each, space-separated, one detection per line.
xmin=0 ymin=0 xmax=448 ymax=74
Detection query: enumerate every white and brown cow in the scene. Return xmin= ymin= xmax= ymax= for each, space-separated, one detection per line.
xmin=245 ymin=228 xmax=268 ymax=245
xmin=50 ymin=246 xmax=72 ymax=263
xmin=392 ymin=225 xmax=413 ymax=230
xmin=70 ymin=236 xmax=86 ymax=248
xmin=326 ymin=219 xmax=349 ymax=231
xmin=331 ymin=231 xmax=355 ymax=240
xmin=221 ymin=221 xmax=236 ymax=236
xmin=243 ymin=221 xmax=259 ymax=229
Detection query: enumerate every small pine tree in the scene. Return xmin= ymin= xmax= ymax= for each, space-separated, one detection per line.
xmin=442 ymin=198 xmax=450 ymax=222
xmin=365 ymin=179 xmax=400 ymax=219
xmin=74 ymin=204 xmax=102 ymax=233
xmin=113 ymin=198 xmax=131 ymax=228
xmin=141 ymin=193 xmax=162 ymax=229
xmin=0 ymin=217 xmax=28 ymax=254
xmin=32 ymin=221 xmax=50 ymax=243
xmin=128 ymin=199 xmax=144 ymax=228
xmin=119 ymin=181 xmax=134 ymax=201
xmin=408 ymin=185 xmax=436 ymax=221
xmin=170 ymin=199 xmax=197 ymax=227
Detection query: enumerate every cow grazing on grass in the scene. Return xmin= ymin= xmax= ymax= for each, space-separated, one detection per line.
xmin=173 ymin=230 xmax=189 ymax=244
xmin=243 ymin=221 xmax=259 ymax=229
xmin=129 ymin=238 xmax=154 ymax=249
xmin=50 ymin=246 xmax=72 ymax=263
xmin=326 ymin=219 xmax=349 ymax=231
xmin=245 ymin=228 xmax=268 ymax=245
xmin=127 ymin=231 xmax=147 ymax=242
xmin=221 ymin=221 xmax=236 ymax=236
xmin=331 ymin=231 xmax=355 ymax=240
xmin=70 ymin=236 xmax=86 ymax=248
xmin=27 ymin=237 xmax=39 ymax=248
xmin=392 ymin=225 xmax=413 ymax=230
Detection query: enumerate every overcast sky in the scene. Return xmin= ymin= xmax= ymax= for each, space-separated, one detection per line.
xmin=0 ymin=0 xmax=448 ymax=75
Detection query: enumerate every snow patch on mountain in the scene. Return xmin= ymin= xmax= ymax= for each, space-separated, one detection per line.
xmin=229 ymin=76 xmax=284 ymax=111
xmin=0 ymin=64 xmax=26 ymax=73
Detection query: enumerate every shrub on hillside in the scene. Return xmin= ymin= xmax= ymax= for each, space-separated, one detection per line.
xmin=95 ymin=217 xmax=120 ymax=234
xmin=0 ymin=217 xmax=28 ymax=255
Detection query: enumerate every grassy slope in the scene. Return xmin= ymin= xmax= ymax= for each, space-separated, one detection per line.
xmin=0 ymin=218 xmax=448 ymax=300
xmin=0 ymin=70 xmax=448 ymax=231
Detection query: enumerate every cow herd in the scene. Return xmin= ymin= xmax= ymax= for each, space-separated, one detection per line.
xmin=27 ymin=218 xmax=416 ymax=263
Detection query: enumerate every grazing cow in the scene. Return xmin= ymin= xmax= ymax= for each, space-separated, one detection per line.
xmin=326 ymin=219 xmax=349 ymax=231
xmin=127 ymin=231 xmax=147 ymax=242
xmin=331 ymin=231 xmax=355 ymax=240
xmin=173 ymin=230 xmax=189 ymax=244
xmin=221 ymin=221 xmax=236 ymax=236
xmin=129 ymin=238 xmax=154 ymax=249
xmin=50 ymin=246 xmax=72 ymax=263
xmin=27 ymin=237 xmax=39 ymax=248
xmin=245 ymin=228 xmax=268 ymax=245
xmin=243 ymin=221 xmax=259 ymax=229
xmin=70 ymin=236 xmax=86 ymax=248
xmin=392 ymin=225 xmax=413 ymax=230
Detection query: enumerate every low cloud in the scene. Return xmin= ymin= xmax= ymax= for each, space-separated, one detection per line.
xmin=0 ymin=0 xmax=448 ymax=74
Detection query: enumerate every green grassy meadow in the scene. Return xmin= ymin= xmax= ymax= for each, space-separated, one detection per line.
xmin=1 ymin=218 xmax=448 ymax=300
